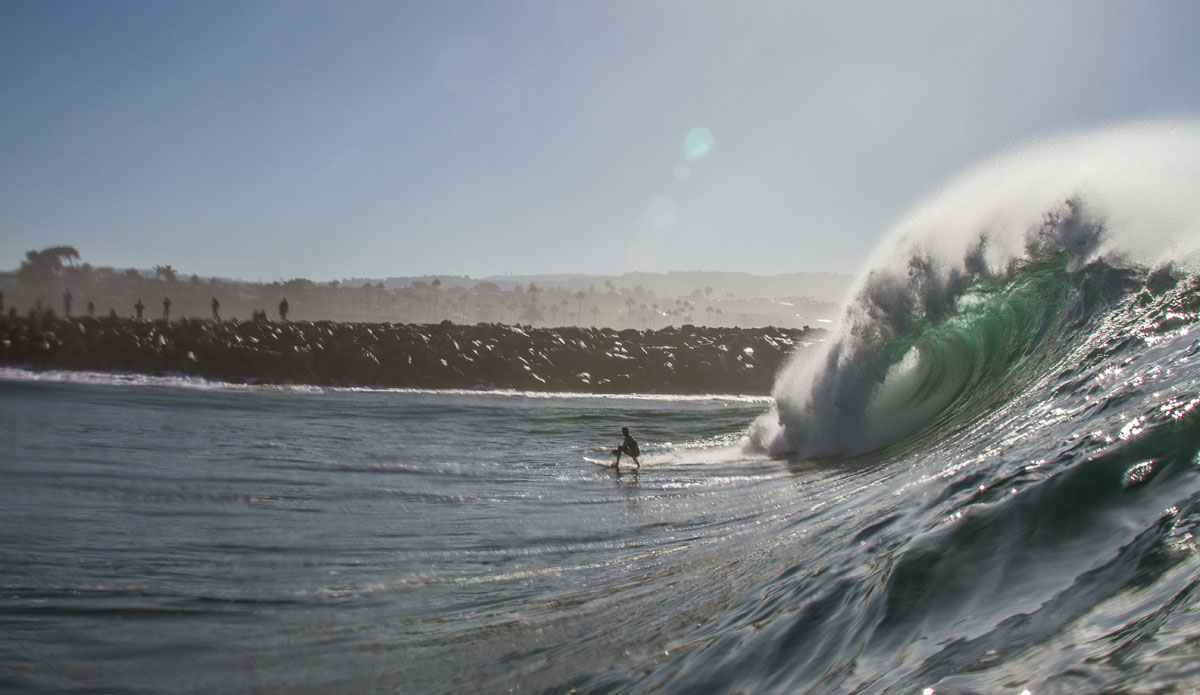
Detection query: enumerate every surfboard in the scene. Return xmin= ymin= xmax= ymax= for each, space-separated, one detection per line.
xmin=584 ymin=456 xmax=618 ymax=468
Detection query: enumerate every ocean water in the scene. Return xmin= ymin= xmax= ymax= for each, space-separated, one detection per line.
xmin=5 ymin=122 xmax=1200 ymax=694
xmin=0 ymin=375 xmax=787 ymax=693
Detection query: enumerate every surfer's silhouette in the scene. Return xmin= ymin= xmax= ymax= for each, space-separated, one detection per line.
xmin=612 ymin=426 xmax=640 ymax=469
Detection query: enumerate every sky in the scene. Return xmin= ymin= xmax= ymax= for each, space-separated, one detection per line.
xmin=2 ymin=1 xmax=1199 ymax=283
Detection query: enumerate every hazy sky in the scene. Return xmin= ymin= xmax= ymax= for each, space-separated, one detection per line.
xmin=2 ymin=1 xmax=1198 ymax=282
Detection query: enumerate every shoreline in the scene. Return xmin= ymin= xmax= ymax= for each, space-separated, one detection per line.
xmin=0 ymin=314 xmax=822 ymax=395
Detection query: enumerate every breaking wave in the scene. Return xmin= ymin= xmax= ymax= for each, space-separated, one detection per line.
xmin=751 ymin=119 xmax=1200 ymax=459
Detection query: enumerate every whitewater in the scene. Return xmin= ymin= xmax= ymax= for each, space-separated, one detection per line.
xmin=4 ymin=120 xmax=1200 ymax=693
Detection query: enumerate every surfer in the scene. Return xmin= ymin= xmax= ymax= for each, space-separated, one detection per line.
xmin=612 ymin=426 xmax=640 ymax=469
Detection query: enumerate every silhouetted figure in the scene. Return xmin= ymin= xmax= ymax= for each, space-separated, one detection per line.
xmin=279 ymin=297 xmax=289 ymax=322
xmin=134 ymin=299 xmax=145 ymax=320
xmin=63 ymin=291 xmax=72 ymax=316
xmin=163 ymin=297 xmax=172 ymax=320
xmin=87 ymin=301 xmax=95 ymax=316
xmin=612 ymin=426 xmax=640 ymax=469
xmin=0 ymin=290 xmax=5 ymax=313
xmin=211 ymin=297 xmax=221 ymax=321
xmin=109 ymin=308 xmax=118 ymax=320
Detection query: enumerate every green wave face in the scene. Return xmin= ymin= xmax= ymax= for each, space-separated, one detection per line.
xmin=862 ymin=259 xmax=1139 ymax=452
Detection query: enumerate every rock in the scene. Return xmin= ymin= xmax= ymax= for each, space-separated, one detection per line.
xmin=0 ymin=314 xmax=824 ymax=395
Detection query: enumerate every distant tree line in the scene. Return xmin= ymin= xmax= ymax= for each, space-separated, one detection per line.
xmin=1 ymin=246 xmax=837 ymax=329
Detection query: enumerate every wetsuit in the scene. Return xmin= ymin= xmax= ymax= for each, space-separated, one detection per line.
xmin=622 ymin=434 xmax=639 ymax=458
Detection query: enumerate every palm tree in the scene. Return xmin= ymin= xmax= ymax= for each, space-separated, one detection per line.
xmin=153 ymin=265 xmax=178 ymax=284
xmin=520 ymin=299 xmax=544 ymax=325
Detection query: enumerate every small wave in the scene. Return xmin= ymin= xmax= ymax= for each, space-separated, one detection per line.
xmin=0 ymin=366 xmax=771 ymax=404
xmin=0 ymin=366 xmax=258 ymax=392
xmin=585 ymin=439 xmax=769 ymax=469
xmin=334 ymin=385 xmax=773 ymax=404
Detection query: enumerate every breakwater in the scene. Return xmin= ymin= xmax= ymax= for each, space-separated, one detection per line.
xmin=0 ymin=315 xmax=822 ymax=394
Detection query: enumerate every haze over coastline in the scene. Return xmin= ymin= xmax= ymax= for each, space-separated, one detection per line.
xmin=3 ymin=2 xmax=1199 ymax=282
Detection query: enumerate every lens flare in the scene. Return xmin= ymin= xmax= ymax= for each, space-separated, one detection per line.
xmin=684 ymin=127 xmax=714 ymax=161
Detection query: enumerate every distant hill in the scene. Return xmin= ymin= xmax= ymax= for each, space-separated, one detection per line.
xmin=375 ymin=271 xmax=853 ymax=305
xmin=612 ymin=271 xmax=852 ymax=304
xmin=4 ymin=248 xmax=849 ymax=328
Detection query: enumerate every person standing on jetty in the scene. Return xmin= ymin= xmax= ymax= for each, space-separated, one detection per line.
xmin=279 ymin=297 xmax=289 ymax=322
xmin=162 ymin=297 xmax=172 ymax=321
xmin=211 ymin=297 xmax=220 ymax=321
xmin=134 ymin=299 xmax=145 ymax=320
xmin=613 ymin=426 xmax=640 ymax=469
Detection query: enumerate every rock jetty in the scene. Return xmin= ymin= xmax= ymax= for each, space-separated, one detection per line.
xmin=0 ymin=314 xmax=823 ymax=395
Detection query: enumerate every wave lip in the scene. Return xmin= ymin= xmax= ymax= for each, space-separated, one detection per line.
xmin=754 ymin=119 xmax=1200 ymax=459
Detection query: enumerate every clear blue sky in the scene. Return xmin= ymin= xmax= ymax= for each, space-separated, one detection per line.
xmin=2 ymin=1 xmax=1198 ymax=282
